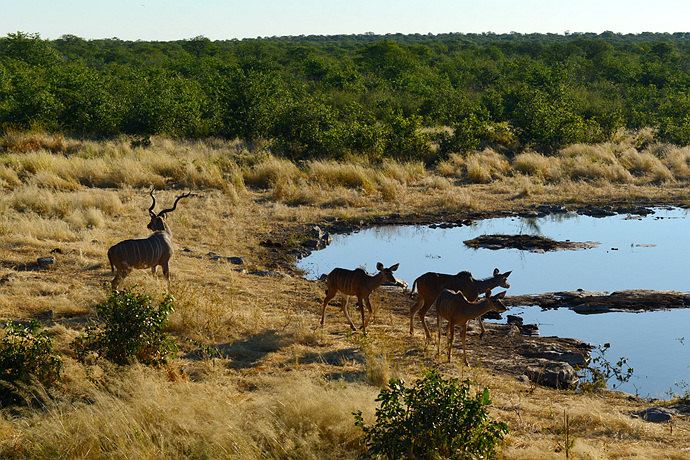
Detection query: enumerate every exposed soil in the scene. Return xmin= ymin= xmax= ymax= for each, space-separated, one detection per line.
xmin=463 ymin=234 xmax=599 ymax=252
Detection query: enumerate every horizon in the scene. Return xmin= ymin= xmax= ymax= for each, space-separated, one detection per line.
xmin=2 ymin=0 xmax=689 ymax=41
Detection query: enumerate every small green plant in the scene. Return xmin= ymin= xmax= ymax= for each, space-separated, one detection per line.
xmin=354 ymin=369 xmax=508 ymax=459
xmin=555 ymin=410 xmax=576 ymax=459
xmin=579 ymin=343 xmax=634 ymax=392
xmin=73 ymin=290 xmax=177 ymax=365
xmin=0 ymin=320 xmax=62 ymax=406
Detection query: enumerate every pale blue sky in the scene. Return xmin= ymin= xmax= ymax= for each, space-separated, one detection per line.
xmin=1 ymin=0 xmax=689 ymax=41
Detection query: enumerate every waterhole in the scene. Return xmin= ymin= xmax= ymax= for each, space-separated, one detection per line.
xmin=298 ymin=207 xmax=690 ymax=397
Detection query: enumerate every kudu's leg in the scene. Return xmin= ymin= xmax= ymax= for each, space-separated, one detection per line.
xmin=342 ymin=296 xmax=358 ymax=331
xmin=419 ymin=301 xmax=434 ymax=341
xmin=111 ymin=268 xmax=130 ymax=291
xmin=356 ymin=297 xmax=366 ymax=331
xmin=320 ymin=289 xmax=336 ymax=327
xmin=477 ymin=317 xmax=486 ymax=339
xmin=461 ymin=322 xmax=470 ymax=367
xmin=409 ymin=296 xmax=423 ymax=335
xmin=436 ymin=312 xmax=442 ymax=357
xmin=447 ymin=321 xmax=455 ymax=363
xmin=363 ymin=296 xmax=374 ymax=328
xmin=162 ymin=262 xmax=170 ymax=289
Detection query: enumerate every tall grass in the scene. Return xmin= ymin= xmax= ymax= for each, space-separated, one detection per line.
xmin=0 ymin=367 xmax=376 ymax=459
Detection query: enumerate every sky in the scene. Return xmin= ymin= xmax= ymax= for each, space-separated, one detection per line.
xmin=1 ymin=0 xmax=689 ymax=41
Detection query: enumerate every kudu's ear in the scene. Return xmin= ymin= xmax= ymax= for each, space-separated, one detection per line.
xmin=376 ymin=262 xmax=384 ymax=271
xmin=495 ymin=291 xmax=507 ymax=299
xmin=504 ymin=270 xmax=512 ymax=277
xmin=389 ymin=263 xmax=400 ymax=272
xmin=493 ymin=268 xmax=499 ymax=276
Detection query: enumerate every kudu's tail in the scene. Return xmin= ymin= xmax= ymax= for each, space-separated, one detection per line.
xmin=409 ymin=279 xmax=418 ymax=298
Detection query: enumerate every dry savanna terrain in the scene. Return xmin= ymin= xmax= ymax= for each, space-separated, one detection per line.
xmin=0 ymin=131 xmax=689 ymax=459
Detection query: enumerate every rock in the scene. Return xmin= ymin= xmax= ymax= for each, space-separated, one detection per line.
xmin=520 ymin=324 xmax=539 ymax=335
xmin=302 ymin=239 xmax=321 ymax=249
xmin=260 ymin=239 xmax=282 ymax=248
xmin=0 ymin=274 xmax=13 ymax=285
xmin=638 ymin=407 xmax=673 ymax=423
xmin=309 ymin=225 xmax=323 ymax=240
xmin=519 ymin=344 xmax=588 ymax=367
xmin=318 ymin=273 xmax=328 ymax=281
xmin=227 ymin=257 xmax=244 ymax=265
xmin=525 ymin=361 xmax=579 ymax=389
xmin=50 ymin=248 xmax=63 ymax=254
xmin=507 ymin=314 xmax=524 ymax=327
xmin=516 ymin=374 xmax=530 ymax=383
xmin=37 ymin=256 xmax=56 ymax=268
xmin=464 ymin=234 xmax=599 ymax=252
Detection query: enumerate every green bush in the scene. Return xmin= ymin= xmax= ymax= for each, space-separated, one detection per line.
xmin=73 ymin=290 xmax=177 ymax=365
xmin=0 ymin=320 xmax=62 ymax=406
xmin=354 ymin=370 xmax=508 ymax=459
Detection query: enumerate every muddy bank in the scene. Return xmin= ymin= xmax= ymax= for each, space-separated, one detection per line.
xmin=505 ymin=290 xmax=690 ymax=313
xmin=463 ymin=234 xmax=599 ymax=252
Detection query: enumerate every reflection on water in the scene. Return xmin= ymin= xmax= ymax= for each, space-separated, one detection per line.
xmin=297 ymin=207 xmax=690 ymax=398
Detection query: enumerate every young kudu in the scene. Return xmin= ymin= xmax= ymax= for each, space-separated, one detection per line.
xmin=107 ymin=190 xmax=191 ymax=290
xmin=409 ymin=268 xmax=511 ymax=340
xmin=435 ymin=289 xmax=508 ymax=365
xmin=321 ymin=262 xmax=400 ymax=332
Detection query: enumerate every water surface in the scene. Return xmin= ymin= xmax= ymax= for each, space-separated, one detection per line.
xmin=298 ymin=208 xmax=690 ymax=398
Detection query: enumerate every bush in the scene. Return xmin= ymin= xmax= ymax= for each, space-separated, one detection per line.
xmin=579 ymin=343 xmax=634 ymax=392
xmin=0 ymin=320 xmax=62 ymax=406
xmin=354 ymin=370 xmax=508 ymax=459
xmin=74 ymin=290 xmax=177 ymax=365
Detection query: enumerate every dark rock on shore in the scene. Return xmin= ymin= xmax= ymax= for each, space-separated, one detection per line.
xmin=525 ymin=361 xmax=580 ymax=389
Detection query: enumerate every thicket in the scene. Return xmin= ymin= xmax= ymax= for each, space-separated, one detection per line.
xmin=354 ymin=370 xmax=508 ymax=459
xmin=73 ymin=290 xmax=177 ymax=365
xmin=2 ymin=31 xmax=690 ymax=160
xmin=0 ymin=320 xmax=62 ymax=406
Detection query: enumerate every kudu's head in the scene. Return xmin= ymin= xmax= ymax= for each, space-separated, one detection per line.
xmin=484 ymin=289 xmax=508 ymax=313
xmin=147 ymin=190 xmax=192 ymax=232
xmin=375 ymin=262 xmax=400 ymax=284
xmin=492 ymin=268 xmax=512 ymax=289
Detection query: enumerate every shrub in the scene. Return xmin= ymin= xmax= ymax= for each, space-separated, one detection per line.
xmin=0 ymin=320 xmax=62 ymax=406
xmin=579 ymin=343 xmax=634 ymax=393
xmin=73 ymin=290 xmax=177 ymax=365
xmin=354 ymin=370 xmax=508 ymax=459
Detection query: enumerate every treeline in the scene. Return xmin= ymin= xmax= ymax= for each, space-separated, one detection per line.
xmin=1 ymin=31 xmax=690 ymax=161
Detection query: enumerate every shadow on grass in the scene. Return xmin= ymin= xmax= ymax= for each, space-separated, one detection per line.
xmin=185 ymin=330 xmax=284 ymax=369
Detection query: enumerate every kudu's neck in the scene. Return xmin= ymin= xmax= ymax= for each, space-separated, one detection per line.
xmin=463 ymin=297 xmax=499 ymax=319
xmin=366 ymin=271 xmax=388 ymax=292
xmin=472 ymin=276 xmax=503 ymax=296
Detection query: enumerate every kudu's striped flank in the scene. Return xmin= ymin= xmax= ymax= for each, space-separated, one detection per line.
xmin=107 ymin=190 xmax=191 ymax=290
xmin=320 ymin=262 xmax=400 ymax=332
xmin=409 ymin=268 xmax=511 ymax=340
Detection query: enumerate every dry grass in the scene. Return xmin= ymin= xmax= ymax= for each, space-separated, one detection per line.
xmin=0 ymin=131 xmax=689 ymax=459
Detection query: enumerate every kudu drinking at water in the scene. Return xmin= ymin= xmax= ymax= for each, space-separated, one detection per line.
xmin=107 ymin=190 xmax=191 ymax=290
xmin=435 ymin=289 xmax=508 ymax=365
xmin=321 ymin=262 xmax=400 ymax=332
xmin=409 ymin=268 xmax=511 ymax=340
